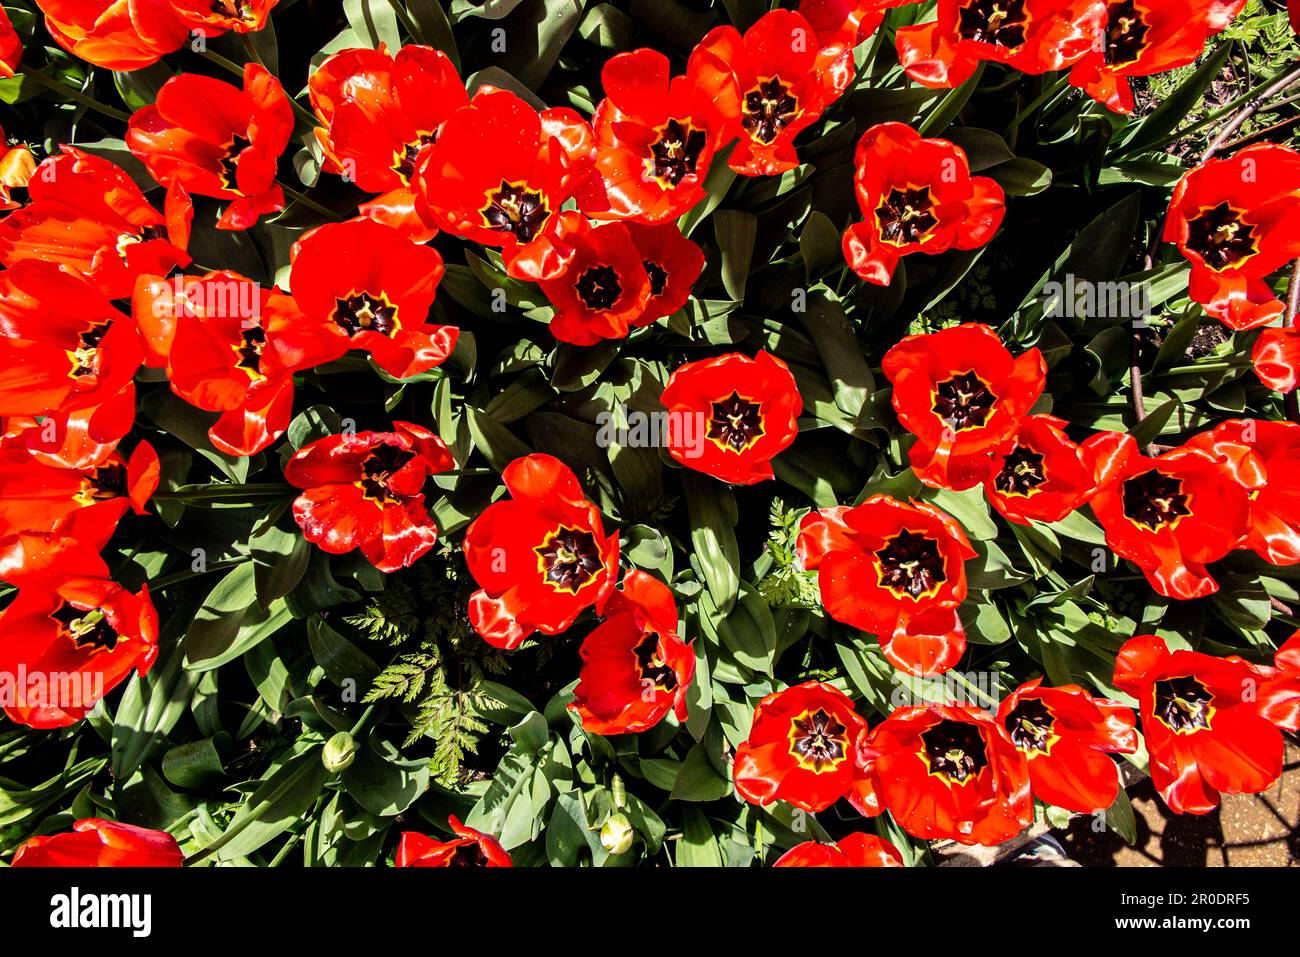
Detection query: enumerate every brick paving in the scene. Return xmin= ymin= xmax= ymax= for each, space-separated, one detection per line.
xmin=1057 ymin=740 xmax=1300 ymax=866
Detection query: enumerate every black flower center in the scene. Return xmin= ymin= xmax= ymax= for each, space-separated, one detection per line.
xmin=219 ymin=134 xmax=252 ymax=192
xmin=921 ymin=719 xmax=988 ymax=785
xmin=392 ymin=132 xmax=437 ymax=182
xmin=1185 ymin=202 xmax=1258 ymax=271
xmin=875 ymin=529 xmax=947 ymax=600
xmin=1122 ymin=469 xmax=1191 ymax=530
xmin=212 ymin=0 xmax=256 ymax=22
xmin=575 ymin=265 xmax=622 ymax=311
xmin=634 ymin=633 xmax=678 ymax=693
xmin=993 ymin=445 xmax=1046 ymax=496
xmin=876 ymin=186 xmax=939 ymax=246
xmin=957 ymin=0 xmax=1029 ymax=48
xmin=644 ymin=260 xmax=668 ymax=298
xmin=1154 ymin=675 xmax=1215 ymax=734
xmin=647 ymin=119 xmax=707 ymax=188
xmin=334 ymin=291 xmax=399 ymax=338
xmin=233 ymin=324 xmax=266 ymax=376
xmin=932 ymin=371 xmax=997 ymax=432
xmin=51 ymin=603 xmax=119 ymax=653
xmin=78 ymin=462 xmax=128 ymax=504
xmin=535 ymin=526 xmax=603 ymax=594
xmin=445 ymin=842 xmax=488 ymax=867
xmin=706 ymin=392 xmax=764 ymax=452
xmin=1104 ymin=0 xmax=1150 ymax=66
xmin=742 ymin=77 xmax=799 ymax=145
xmin=1005 ymin=697 xmax=1057 ymax=755
xmin=359 ymin=444 xmax=416 ymax=503
xmin=481 ymin=181 xmax=549 ymax=243
xmin=69 ymin=321 xmax=111 ymax=378
xmin=789 ymin=708 xmax=849 ymax=772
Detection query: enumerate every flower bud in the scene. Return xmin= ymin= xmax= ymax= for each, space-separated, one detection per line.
xmin=323 ymin=732 xmax=357 ymax=773
xmin=600 ymin=812 xmax=634 ymax=855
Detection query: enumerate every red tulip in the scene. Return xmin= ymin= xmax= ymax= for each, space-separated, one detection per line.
xmin=13 ymin=819 xmax=183 ymax=867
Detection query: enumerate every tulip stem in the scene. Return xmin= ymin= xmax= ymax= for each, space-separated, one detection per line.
xmin=152 ymin=482 xmax=292 ymax=501
xmin=196 ymin=47 xmax=245 ymax=79
xmin=1138 ymin=61 xmax=1300 ymax=156
xmin=23 ymin=69 xmax=131 ymax=122
xmin=349 ymin=704 xmax=377 ymax=736
xmin=1005 ymin=73 xmax=1069 ymax=138
xmin=948 ymin=669 xmax=1001 ymax=709
xmin=279 ymin=183 xmax=347 ymax=221
xmin=1200 ymin=62 xmax=1300 ymax=163
xmin=240 ymin=34 xmax=267 ymax=70
xmin=202 ymin=38 xmax=318 ymax=130
xmin=1160 ymin=358 xmax=1250 ymax=375
xmin=1129 ymin=324 xmax=1148 ymax=437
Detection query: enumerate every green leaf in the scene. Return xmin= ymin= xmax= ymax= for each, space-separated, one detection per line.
xmin=113 ymin=62 xmax=171 ymax=111
xmin=184 ymin=564 xmax=293 ymax=671
xmin=307 ymin=616 xmax=381 ymax=688
xmin=1004 ymin=193 xmax=1141 ymax=342
xmin=987 ymin=157 xmax=1053 ymax=197
xmin=577 ymin=3 xmax=635 ymax=49
xmin=719 ymin=0 xmax=765 ymax=31
xmin=286 ymin=405 xmax=342 ymax=451
xmin=800 ymin=290 xmax=875 ymax=421
xmin=112 ymin=601 xmax=204 ymax=780
xmin=493 ymin=0 xmax=584 ymax=91
xmin=799 ymin=211 xmax=842 ymax=281
xmin=713 ymin=209 xmax=757 ymax=302
xmin=466 ymin=406 xmax=533 ymax=470
xmin=670 ymin=744 xmax=731 ymax=802
xmin=676 ymin=806 xmax=723 ymax=867
xmin=683 ymin=473 xmax=741 ymax=615
xmin=213 ymin=746 xmax=330 ymax=861
xmin=623 ymin=524 xmax=674 ymax=579
xmin=917 ymin=62 xmax=984 ymax=136
xmin=405 ymin=0 xmax=461 ymax=66
xmin=1129 ymin=397 xmax=1178 ymax=447
xmin=251 ymin=525 xmax=310 ymax=612
xmin=342 ymin=737 xmax=431 ymax=816
xmin=680 ymin=142 xmax=739 ymax=238
xmin=344 ymin=0 xmax=403 ymax=49
xmin=162 ymin=735 xmax=228 ymax=790
xmin=1106 ymin=786 xmax=1138 ymax=846
xmin=946 ymin=128 xmax=1015 ymax=171
xmin=546 ymin=792 xmax=599 ymax=866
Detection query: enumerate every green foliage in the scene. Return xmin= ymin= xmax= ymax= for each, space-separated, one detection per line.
xmin=356 ymin=553 xmax=509 ymax=786
xmin=756 ymin=499 xmax=820 ymax=609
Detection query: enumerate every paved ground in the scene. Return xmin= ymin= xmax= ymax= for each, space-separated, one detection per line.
xmin=1056 ymin=741 xmax=1300 ymax=866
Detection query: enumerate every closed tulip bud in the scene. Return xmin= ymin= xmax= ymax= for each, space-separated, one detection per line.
xmin=323 ymin=732 xmax=357 ymax=773
xmin=600 ymin=812 xmax=634 ymax=855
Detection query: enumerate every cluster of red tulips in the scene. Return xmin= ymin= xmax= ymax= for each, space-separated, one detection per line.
xmin=3 ymin=0 xmax=1300 ymax=867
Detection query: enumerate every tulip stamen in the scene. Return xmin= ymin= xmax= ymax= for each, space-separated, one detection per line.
xmin=706 ymin=391 xmax=765 ymax=452
xmin=742 ymin=77 xmax=799 ymax=145
xmin=535 ymin=526 xmax=604 ymax=594
xmin=51 ymin=603 xmax=119 ymax=653
xmin=920 ymin=720 xmax=988 ymax=785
